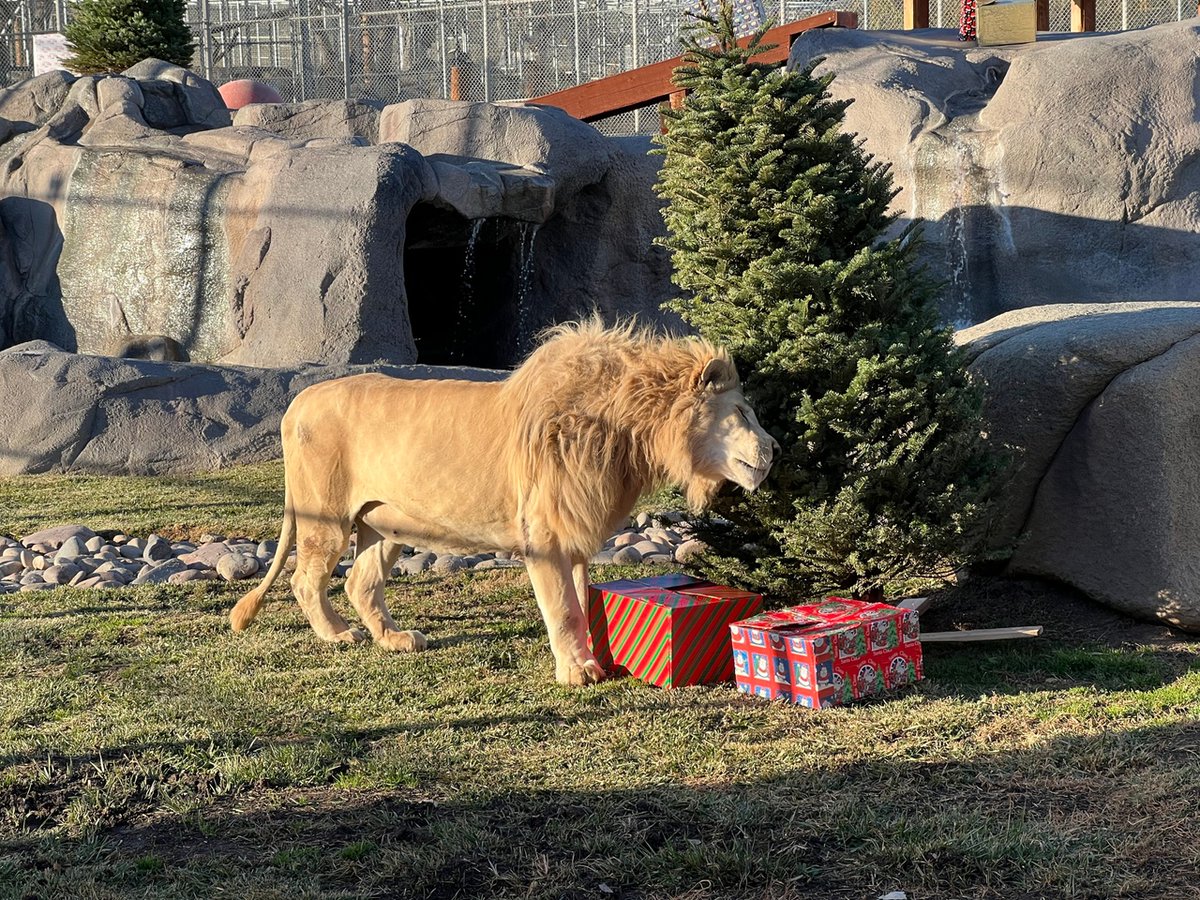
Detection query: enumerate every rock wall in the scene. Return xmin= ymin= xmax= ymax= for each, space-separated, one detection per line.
xmin=959 ymin=302 xmax=1200 ymax=631
xmin=789 ymin=22 xmax=1200 ymax=325
xmin=0 ymin=340 xmax=502 ymax=476
xmin=0 ymin=64 xmax=673 ymax=368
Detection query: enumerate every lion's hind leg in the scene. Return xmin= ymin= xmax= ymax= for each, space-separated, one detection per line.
xmin=290 ymin=511 xmax=365 ymax=644
xmin=345 ymin=523 xmax=427 ymax=653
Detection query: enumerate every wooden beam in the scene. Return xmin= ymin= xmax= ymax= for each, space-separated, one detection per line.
xmin=896 ymin=596 xmax=931 ymax=615
xmin=1035 ymin=0 xmax=1050 ymax=30
xmin=530 ymin=11 xmax=858 ymax=123
xmin=903 ymin=0 xmax=930 ymax=29
xmin=1071 ymin=0 xmax=1095 ymax=31
xmin=920 ymin=626 xmax=1044 ymax=642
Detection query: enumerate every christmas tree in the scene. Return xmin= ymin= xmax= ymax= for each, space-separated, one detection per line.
xmin=655 ymin=1 xmax=998 ymax=598
xmin=64 ymin=0 xmax=195 ymax=75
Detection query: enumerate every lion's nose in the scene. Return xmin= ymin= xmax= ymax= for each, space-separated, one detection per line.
xmin=769 ymin=438 xmax=781 ymax=458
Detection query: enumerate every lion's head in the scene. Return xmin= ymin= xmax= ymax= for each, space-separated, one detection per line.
xmin=687 ymin=356 xmax=780 ymax=494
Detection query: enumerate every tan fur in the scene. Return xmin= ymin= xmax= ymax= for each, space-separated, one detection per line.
xmin=229 ymin=319 xmax=778 ymax=685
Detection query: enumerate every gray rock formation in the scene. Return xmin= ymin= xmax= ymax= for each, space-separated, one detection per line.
xmin=233 ymin=98 xmax=381 ymax=144
xmin=0 ymin=340 xmax=502 ymax=476
xmin=959 ymin=302 xmax=1200 ymax=631
xmin=0 ymin=68 xmax=673 ymax=369
xmin=789 ymin=22 xmax=1200 ymax=325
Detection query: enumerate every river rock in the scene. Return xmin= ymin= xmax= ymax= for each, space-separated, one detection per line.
xmin=42 ymin=563 xmax=80 ymax=585
xmin=21 ymin=524 xmax=96 ymax=549
xmin=143 ymin=534 xmax=174 ymax=562
xmin=216 ymin=552 xmax=260 ymax=581
xmin=131 ymin=558 xmax=188 ymax=585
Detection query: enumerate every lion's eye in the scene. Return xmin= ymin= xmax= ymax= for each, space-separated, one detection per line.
xmin=737 ymin=407 xmax=750 ymax=424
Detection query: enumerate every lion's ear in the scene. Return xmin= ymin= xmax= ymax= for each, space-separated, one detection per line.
xmin=698 ymin=357 xmax=736 ymax=393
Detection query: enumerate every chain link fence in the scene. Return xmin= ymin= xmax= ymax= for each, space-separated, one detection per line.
xmin=0 ymin=0 xmax=1192 ymax=126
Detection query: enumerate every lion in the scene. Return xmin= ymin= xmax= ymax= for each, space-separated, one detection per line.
xmin=229 ymin=319 xmax=779 ymax=685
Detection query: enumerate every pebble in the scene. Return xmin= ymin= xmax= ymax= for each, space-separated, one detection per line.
xmin=42 ymin=563 xmax=81 ymax=585
xmin=632 ymin=540 xmax=672 ymax=558
xmin=474 ymin=558 xmax=523 ymax=570
xmin=2 ymin=509 xmax=702 ymax=594
xmin=216 ymin=552 xmax=260 ymax=582
xmin=55 ymin=536 xmax=90 ymax=563
xmin=168 ymin=568 xmax=218 ymax=584
xmin=432 ymin=554 xmax=466 ymax=574
xmin=397 ymin=552 xmax=436 ymax=576
xmin=612 ymin=546 xmax=642 ymax=565
xmin=21 ymin=524 xmax=96 ymax=549
xmin=143 ymin=535 xmax=174 ymax=562
xmin=132 ymin=559 xmax=188 ymax=585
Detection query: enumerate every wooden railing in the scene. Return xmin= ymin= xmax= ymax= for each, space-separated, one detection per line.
xmin=904 ymin=0 xmax=1094 ymax=31
xmin=530 ymin=10 xmax=857 ymax=123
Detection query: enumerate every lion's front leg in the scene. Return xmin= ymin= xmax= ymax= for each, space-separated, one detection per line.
xmin=525 ymin=551 xmax=606 ymax=686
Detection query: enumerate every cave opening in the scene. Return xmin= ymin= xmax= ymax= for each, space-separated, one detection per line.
xmin=403 ymin=205 xmax=536 ymax=368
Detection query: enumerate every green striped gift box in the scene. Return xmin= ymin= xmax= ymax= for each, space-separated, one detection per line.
xmin=588 ymin=575 xmax=765 ymax=689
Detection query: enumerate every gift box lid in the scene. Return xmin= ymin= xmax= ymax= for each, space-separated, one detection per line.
xmin=592 ymin=574 xmax=761 ymax=610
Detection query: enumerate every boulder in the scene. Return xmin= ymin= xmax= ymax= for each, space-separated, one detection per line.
xmin=234 ymin=99 xmax=380 ymax=144
xmin=789 ymin=23 xmax=1200 ymax=325
xmin=0 ymin=341 xmax=503 ymax=475
xmin=960 ymin=302 xmax=1200 ymax=630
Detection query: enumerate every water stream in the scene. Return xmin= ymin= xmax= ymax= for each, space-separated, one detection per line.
xmin=451 ymin=217 xmax=486 ymax=362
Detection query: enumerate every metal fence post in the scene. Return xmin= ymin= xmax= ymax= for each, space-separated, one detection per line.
xmin=341 ymin=0 xmax=351 ymax=99
xmin=481 ymin=0 xmax=490 ymax=100
xmin=438 ymin=0 xmax=448 ymax=99
xmin=573 ymin=0 xmax=582 ymax=84
xmin=198 ymin=0 xmax=212 ymax=81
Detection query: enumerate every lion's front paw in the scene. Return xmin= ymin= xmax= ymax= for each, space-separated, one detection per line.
xmin=378 ymin=629 xmax=428 ymax=653
xmin=332 ymin=627 xmax=368 ymax=644
xmin=556 ymin=657 xmax=607 ymax=686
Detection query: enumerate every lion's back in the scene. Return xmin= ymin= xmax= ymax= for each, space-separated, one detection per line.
xmin=282 ymin=374 xmax=513 ymax=511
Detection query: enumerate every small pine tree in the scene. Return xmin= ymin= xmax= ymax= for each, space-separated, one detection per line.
xmin=64 ymin=0 xmax=195 ymax=75
xmin=655 ymin=2 xmax=998 ymax=599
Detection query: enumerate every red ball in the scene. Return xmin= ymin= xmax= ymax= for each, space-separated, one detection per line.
xmin=218 ymin=79 xmax=284 ymax=110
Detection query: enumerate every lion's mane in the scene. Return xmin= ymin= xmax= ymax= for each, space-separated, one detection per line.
xmin=500 ymin=318 xmax=736 ymax=560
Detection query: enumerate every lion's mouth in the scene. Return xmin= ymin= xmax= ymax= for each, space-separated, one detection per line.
xmin=734 ymin=459 xmax=769 ymax=483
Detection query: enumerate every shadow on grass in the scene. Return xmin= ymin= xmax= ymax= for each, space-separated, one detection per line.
xmin=4 ymin=719 xmax=1197 ymax=900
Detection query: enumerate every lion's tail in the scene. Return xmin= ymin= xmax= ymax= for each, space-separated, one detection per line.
xmin=229 ymin=474 xmax=297 ymax=632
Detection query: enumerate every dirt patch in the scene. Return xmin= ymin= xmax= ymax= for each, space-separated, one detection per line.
xmin=920 ymin=575 xmax=1194 ymax=650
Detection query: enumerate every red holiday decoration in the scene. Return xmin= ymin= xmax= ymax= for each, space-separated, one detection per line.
xmin=729 ymin=597 xmax=923 ymax=708
xmin=588 ymin=574 xmax=764 ymax=689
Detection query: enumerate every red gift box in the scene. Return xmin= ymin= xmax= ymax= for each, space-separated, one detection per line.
xmin=729 ymin=597 xmax=923 ymax=708
xmin=588 ymin=574 xmax=764 ymax=689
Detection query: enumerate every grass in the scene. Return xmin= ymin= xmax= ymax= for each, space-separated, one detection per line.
xmin=1 ymin=467 xmax=1199 ymax=898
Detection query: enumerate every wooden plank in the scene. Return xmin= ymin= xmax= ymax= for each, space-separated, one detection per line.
xmin=1070 ymin=0 xmax=1095 ymax=31
xmin=531 ymin=11 xmax=858 ymax=122
xmin=895 ymin=596 xmax=931 ymax=615
xmin=1036 ymin=0 xmax=1050 ymax=31
xmin=903 ymin=0 xmax=931 ymax=29
xmin=920 ymin=626 xmax=1044 ymax=642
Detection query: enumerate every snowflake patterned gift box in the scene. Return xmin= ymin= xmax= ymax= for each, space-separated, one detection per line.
xmin=729 ymin=597 xmax=923 ymax=708
xmin=588 ymin=574 xmax=764 ymax=689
